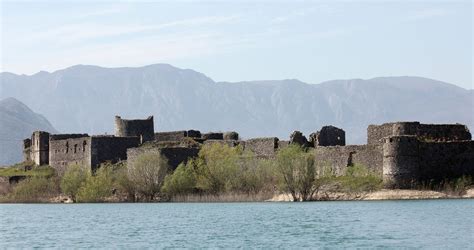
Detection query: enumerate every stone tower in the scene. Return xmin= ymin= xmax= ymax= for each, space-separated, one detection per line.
xmin=30 ymin=131 xmax=50 ymax=165
xmin=382 ymin=135 xmax=420 ymax=188
xmin=114 ymin=116 xmax=154 ymax=143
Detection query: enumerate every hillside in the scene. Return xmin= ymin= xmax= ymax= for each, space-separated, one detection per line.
xmin=0 ymin=98 xmax=57 ymax=165
xmin=0 ymin=64 xmax=472 ymax=145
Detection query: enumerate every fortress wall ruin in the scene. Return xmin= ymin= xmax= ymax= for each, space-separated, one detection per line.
xmin=49 ymin=135 xmax=92 ymax=174
xmin=155 ymin=131 xmax=187 ymax=142
xmin=244 ymin=137 xmax=279 ymax=157
xmin=90 ymin=136 xmax=140 ymax=171
xmin=127 ymin=146 xmax=199 ymax=170
xmin=312 ymin=145 xmax=383 ymax=176
xmin=115 ymin=116 xmax=154 ymax=143
xmin=382 ymin=136 xmax=474 ymax=188
xmin=369 ymin=122 xmax=471 ymax=145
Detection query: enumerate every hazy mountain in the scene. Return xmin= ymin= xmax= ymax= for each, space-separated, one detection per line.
xmin=0 ymin=97 xmax=57 ymax=166
xmin=0 ymin=64 xmax=472 ymax=148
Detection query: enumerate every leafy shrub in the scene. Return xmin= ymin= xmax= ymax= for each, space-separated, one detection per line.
xmin=60 ymin=164 xmax=88 ymax=201
xmin=127 ymin=151 xmax=170 ymax=201
xmin=9 ymin=176 xmax=60 ymax=202
xmin=275 ymin=144 xmax=317 ymax=201
xmin=161 ymin=161 xmax=197 ymax=197
xmin=76 ymin=166 xmax=114 ymax=202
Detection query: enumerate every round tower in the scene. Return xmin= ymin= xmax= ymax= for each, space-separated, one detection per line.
xmin=114 ymin=115 xmax=154 ymax=143
xmin=382 ymin=135 xmax=420 ymax=188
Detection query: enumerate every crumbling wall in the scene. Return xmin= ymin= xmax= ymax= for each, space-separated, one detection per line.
xmin=416 ymin=124 xmax=471 ymax=142
xmin=369 ymin=122 xmax=472 ymax=145
xmin=155 ymin=131 xmax=187 ymax=142
xmin=127 ymin=146 xmax=199 ymax=170
xmin=30 ymin=131 xmax=50 ymax=166
xmin=289 ymin=131 xmax=309 ymax=147
xmin=203 ymin=140 xmax=242 ymax=148
xmin=23 ymin=139 xmax=31 ymax=162
xmin=49 ymin=135 xmax=92 ymax=174
xmin=202 ymin=132 xmax=224 ymax=140
xmin=418 ymin=141 xmax=474 ymax=181
xmin=115 ymin=116 xmax=154 ymax=143
xmin=90 ymin=136 xmax=140 ymax=171
xmin=310 ymin=126 xmax=345 ymax=146
xmin=244 ymin=137 xmax=279 ymax=157
xmin=367 ymin=123 xmax=394 ymax=145
xmin=313 ymin=145 xmax=383 ymax=176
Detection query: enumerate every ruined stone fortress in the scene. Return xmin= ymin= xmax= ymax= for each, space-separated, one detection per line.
xmin=23 ymin=116 xmax=474 ymax=188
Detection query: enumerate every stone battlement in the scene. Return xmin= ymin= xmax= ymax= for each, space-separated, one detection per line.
xmin=22 ymin=117 xmax=474 ymax=189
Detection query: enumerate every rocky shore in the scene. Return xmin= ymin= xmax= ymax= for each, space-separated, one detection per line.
xmin=267 ymin=188 xmax=474 ymax=202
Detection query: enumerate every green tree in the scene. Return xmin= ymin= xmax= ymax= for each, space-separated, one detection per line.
xmin=194 ymin=143 xmax=241 ymax=194
xmin=60 ymin=164 xmax=88 ymax=202
xmin=10 ymin=176 xmax=60 ymax=202
xmin=127 ymin=151 xmax=170 ymax=201
xmin=161 ymin=161 xmax=197 ymax=197
xmin=275 ymin=145 xmax=317 ymax=201
xmin=76 ymin=166 xmax=114 ymax=202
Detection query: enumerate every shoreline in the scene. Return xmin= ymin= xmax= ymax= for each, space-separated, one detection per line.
xmin=1 ymin=188 xmax=473 ymax=204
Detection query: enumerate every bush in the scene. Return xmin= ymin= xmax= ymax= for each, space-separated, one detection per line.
xmin=194 ymin=143 xmax=242 ymax=194
xmin=60 ymin=164 xmax=88 ymax=201
xmin=76 ymin=166 xmax=114 ymax=202
xmin=9 ymin=176 xmax=60 ymax=202
xmin=127 ymin=151 xmax=170 ymax=201
xmin=275 ymin=144 xmax=317 ymax=201
xmin=161 ymin=161 xmax=197 ymax=197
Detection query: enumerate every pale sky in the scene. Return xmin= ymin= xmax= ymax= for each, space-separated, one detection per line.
xmin=0 ymin=0 xmax=472 ymax=89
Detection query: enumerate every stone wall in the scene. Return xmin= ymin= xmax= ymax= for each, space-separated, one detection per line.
xmin=115 ymin=116 xmax=154 ymax=143
xmin=49 ymin=135 xmax=92 ymax=174
xmin=244 ymin=137 xmax=279 ymax=157
xmin=90 ymin=136 xmax=140 ymax=171
xmin=155 ymin=131 xmax=187 ymax=142
xmin=313 ymin=145 xmax=383 ymax=176
xmin=382 ymin=136 xmax=474 ymax=188
xmin=30 ymin=131 xmax=50 ymax=166
xmin=419 ymin=141 xmax=474 ymax=181
xmin=367 ymin=123 xmax=394 ymax=145
xmin=127 ymin=146 xmax=199 ymax=170
xmin=369 ymin=122 xmax=471 ymax=145
xmin=310 ymin=126 xmax=345 ymax=146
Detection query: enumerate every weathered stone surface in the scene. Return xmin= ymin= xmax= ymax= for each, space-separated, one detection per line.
xmin=289 ymin=131 xmax=309 ymax=147
xmin=368 ymin=122 xmax=471 ymax=145
xmin=186 ymin=130 xmax=201 ymax=138
xmin=115 ymin=116 xmax=154 ymax=143
xmin=155 ymin=131 xmax=187 ymax=142
xmin=244 ymin=137 xmax=278 ymax=157
xmin=203 ymin=139 xmax=241 ymax=147
xmin=202 ymin=132 xmax=223 ymax=140
xmin=310 ymin=126 xmax=345 ymax=147
xmin=223 ymin=131 xmax=239 ymax=140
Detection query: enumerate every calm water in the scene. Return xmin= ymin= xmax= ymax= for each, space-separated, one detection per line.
xmin=0 ymin=200 xmax=472 ymax=248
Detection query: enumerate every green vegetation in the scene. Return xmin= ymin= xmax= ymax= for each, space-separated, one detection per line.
xmin=0 ymin=162 xmax=55 ymax=178
xmin=161 ymin=144 xmax=276 ymax=200
xmin=60 ymin=164 xmax=88 ymax=202
xmin=7 ymin=176 xmax=60 ymax=202
xmin=76 ymin=166 xmax=114 ymax=202
xmin=126 ymin=152 xmax=169 ymax=201
xmin=1 ymin=145 xmax=470 ymax=203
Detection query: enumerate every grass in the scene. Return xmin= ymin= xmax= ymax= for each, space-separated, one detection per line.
xmin=0 ymin=162 xmax=55 ymax=177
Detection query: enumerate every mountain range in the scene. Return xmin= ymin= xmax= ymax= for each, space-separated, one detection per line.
xmin=0 ymin=64 xmax=472 ymax=165
xmin=0 ymin=97 xmax=57 ymax=165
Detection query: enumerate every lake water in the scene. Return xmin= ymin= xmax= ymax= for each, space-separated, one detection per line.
xmin=0 ymin=200 xmax=472 ymax=248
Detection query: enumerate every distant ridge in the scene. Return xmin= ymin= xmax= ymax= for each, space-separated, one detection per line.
xmin=0 ymin=97 xmax=57 ymax=165
xmin=0 ymin=64 xmax=472 ymax=149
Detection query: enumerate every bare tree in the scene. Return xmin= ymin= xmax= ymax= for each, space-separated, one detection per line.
xmin=275 ymin=145 xmax=317 ymax=201
xmin=127 ymin=151 xmax=170 ymax=201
